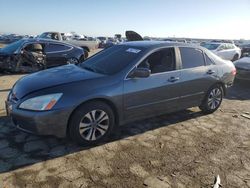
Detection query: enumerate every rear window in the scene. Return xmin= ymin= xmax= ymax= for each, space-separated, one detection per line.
xmin=180 ymin=47 xmax=205 ymax=69
xmin=80 ymin=45 xmax=144 ymax=75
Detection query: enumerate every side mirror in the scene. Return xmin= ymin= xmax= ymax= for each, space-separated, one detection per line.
xmin=128 ymin=67 xmax=151 ymax=78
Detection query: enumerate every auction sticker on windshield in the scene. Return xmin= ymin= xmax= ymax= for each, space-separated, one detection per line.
xmin=126 ymin=48 xmax=141 ymax=53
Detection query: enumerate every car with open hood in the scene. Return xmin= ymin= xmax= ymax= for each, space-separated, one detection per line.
xmin=6 ymin=41 xmax=236 ymax=145
xmin=0 ymin=38 xmax=85 ymax=73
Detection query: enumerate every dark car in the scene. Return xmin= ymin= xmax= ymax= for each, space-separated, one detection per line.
xmin=240 ymin=44 xmax=250 ymax=57
xmin=0 ymin=38 xmax=85 ymax=73
xmin=6 ymin=41 xmax=236 ymax=145
xmin=234 ymin=56 xmax=250 ymax=81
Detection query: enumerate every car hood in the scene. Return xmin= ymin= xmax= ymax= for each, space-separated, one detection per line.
xmin=12 ymin=64 xmax=104 ymax=99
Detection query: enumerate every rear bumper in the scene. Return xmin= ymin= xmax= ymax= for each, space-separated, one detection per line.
xmin=6 ymin=101 xmax=72 ymax=138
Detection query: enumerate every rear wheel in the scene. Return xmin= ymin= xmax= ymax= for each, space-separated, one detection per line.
xmin=199 ymin=84 xmax=223 ymax=114
xmin=69 ymin=101 xmax=115 ymax=145
xmin=67 ymin=57 xmax=79 ymax=64
xmin=232 ymin=54 xmax=239 ymax=61
xmin=84 ymin=49 xmax=89 ymax=59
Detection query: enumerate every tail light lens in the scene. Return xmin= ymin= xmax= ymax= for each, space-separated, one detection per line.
xmin=232 ymin=68 xmax=237 ymax=76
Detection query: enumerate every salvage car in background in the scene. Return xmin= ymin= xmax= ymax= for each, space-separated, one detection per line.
xmin=234 ymin=55 xmax=250 ymax=81
xmin=39 ymin=32 xmax=99 ymax=58
xmin=6 ymin=41 xmax=236 ymax=145
xmin=240 ymin=43 xmax=250 ymax=57
xmin=201 ymin=42 xmax=241 ymax=61
xmin=0 ymin=38 xmax=85 ymax=73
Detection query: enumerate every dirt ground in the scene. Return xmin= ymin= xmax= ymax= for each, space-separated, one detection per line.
xmin=0 ymin=57 xmax=250 ymax=187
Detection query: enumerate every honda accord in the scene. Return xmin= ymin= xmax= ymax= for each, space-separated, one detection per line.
xmin=6 ymin=41 xmax=236 ymax=145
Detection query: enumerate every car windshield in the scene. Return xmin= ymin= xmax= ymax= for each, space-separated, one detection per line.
xmin=0 ymin=39 xmax=24 ymax=53
xmin=80 ymin=45 xmax=144 ymax=75
xmin=202 ymin=43 xmax=220 ymax=50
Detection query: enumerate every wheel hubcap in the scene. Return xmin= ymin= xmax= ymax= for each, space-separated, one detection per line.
xmin=208 ymin=88 xmax=222 ymax=110
xmin=67 ymin=58 xmax=78 ymax=64
xmin=79 ymin=110 xmax=109 ymax=141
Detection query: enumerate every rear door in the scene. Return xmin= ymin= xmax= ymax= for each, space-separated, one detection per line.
xmin=44 ymin=43 xmax=73 ymax=67
xmin=123 ymin=47 xmax=182 ymax=121
xmin=177 ymin=47 xmax=218 ymax=108
xmin=217 ymin=44 xmax=232 ymax=60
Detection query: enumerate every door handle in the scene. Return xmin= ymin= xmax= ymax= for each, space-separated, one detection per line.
xmin=207 ymin=70 xmax=215 ymax=74
xmin=168 ymin=76 xmax=179 ymax=82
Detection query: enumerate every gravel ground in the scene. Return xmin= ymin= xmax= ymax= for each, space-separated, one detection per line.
xmin=0 ymin=58 xmax=250 ymax=187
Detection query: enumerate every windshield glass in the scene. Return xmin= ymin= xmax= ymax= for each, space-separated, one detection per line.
xmin=202 ymin=43 xmax=220 ymax=50
xmin=80 ymin=45 xmax=144 ymax=75
xmin=1 ymin=39 xmax=24 ymax=53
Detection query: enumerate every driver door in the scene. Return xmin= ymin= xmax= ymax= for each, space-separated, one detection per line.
xmin=123 ymin=47 xmax=182 ymax=121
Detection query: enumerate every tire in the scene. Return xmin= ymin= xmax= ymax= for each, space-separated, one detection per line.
xmin=199 ymin=84 xmax=223 ymax=114
xmin=232 ymin=54 xmax=239 ymax=61
xmin=84 ymin=49 xmax=89 ymax=59
xmin=67 ymin=57 xmax=79 ymax=64
xmin=79 ymin=55 xmax=85 ymax=63
xmin=69 ymin=101 xmax=115 ymax=145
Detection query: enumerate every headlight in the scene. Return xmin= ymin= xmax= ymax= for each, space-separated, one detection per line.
xmin=19 ymin=93 xmax=63 ymax=111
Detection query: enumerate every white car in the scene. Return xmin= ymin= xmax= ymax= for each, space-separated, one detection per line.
xmin=202 ymin=42 xmax=241 ymax=61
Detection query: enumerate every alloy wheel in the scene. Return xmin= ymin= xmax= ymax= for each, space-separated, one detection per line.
xmin=207 ymin=88 xmax=222 ymax=110
xmin=67 ymin=58 xmax=78 ymax=64
xmin=79 ymin=110 xmax=109 ymax=141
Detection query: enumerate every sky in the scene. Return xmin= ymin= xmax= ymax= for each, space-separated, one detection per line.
xmin=0 ymin=0 xmax=250 ymax=39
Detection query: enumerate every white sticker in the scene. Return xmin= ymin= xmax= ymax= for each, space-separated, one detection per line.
xmin=126 ymin=48 xmax=141 ymax=53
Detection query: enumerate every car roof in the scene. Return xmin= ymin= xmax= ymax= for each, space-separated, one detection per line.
xmin=20 ymin=38 xmax=70 ymax=45
xmin=120 ymin=41 xmax=202 ymax=49
xmin=19 ymin=38 xmax=79 ymax=48
xmin=205 ymin=42 xmax=233 ymax=45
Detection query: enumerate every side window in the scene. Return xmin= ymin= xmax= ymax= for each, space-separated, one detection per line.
xmin=205 ymin=54 xmax=215 ymax=65
xmin=45 ymin=43 xmax=71 ymax=53
xmin=219 ymin=44 xmax=225 ymax=50
xmin=230 ymin=44 xmax=235 ymax=49
xmin=179 ymin=47 xmax=205 ymax=69
xmin=138 ymin=48 xmax=175 ymax=74
xmin=24 ymin=43 xmax=44 ymax=52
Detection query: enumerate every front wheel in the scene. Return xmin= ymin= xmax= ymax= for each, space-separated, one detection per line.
xmin=199 ymin=84 xmax=223 ymax=114
xmin=69 ymin=101 xmax=115 ymax=145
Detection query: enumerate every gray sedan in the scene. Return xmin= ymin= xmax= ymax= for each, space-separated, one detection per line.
xmin=6 ymin=41 xmax=236 ymax=145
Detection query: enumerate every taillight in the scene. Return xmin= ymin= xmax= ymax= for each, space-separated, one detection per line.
xmin=232 ymin=68 xmax=236 ymax=76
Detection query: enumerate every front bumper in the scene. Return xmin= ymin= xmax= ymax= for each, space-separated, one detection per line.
xmin=5 ymin=101 xmax=72 ymax=138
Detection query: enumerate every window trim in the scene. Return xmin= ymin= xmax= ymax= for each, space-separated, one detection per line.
xmin=178 ymin=46 xmax=206 ymax=70
xmin=21 ymin=42 xmax=46 ymax=53
xmin=125 ymin=46 xmax=179 ymax=80
xmin=204 ymin=52 xmax=216 ymax=66
xmin=45 ymin=42 xmax=73 ymax=54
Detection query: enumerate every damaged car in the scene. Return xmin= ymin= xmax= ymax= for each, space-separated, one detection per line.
xmin=0 ymin=38 xmax=85 ymax=73
xmin=6 ymin=41 xmax=236 ymax=145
